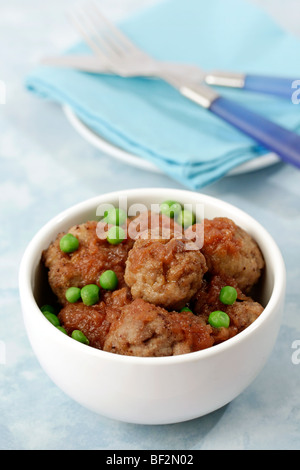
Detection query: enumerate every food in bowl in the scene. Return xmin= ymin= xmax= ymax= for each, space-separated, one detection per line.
xmin=40 ymin=199 xmax=265 ymax=357
xmin=19 ymin=189 xmax=286 ymax=424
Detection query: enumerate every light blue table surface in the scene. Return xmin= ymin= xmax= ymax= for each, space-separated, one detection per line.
xmin=1 ymin=0 xmax=300 ymax=450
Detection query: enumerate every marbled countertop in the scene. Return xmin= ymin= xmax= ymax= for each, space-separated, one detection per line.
xmin=1 ymin=0 xmax=300 ymax=450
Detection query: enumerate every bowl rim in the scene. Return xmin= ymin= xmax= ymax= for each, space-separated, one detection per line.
xmin=19 ymin=188 xmax=286 ymax=366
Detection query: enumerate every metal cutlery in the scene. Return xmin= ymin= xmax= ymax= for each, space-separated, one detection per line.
xmin=40 ymin=54 xmax=210 ymax=86
xmin=49 ymin=2 xmax=300 ymax=169
xmin=41 ymin=52 xmax=297 ymax=99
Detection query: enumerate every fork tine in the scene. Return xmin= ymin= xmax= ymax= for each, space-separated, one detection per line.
xmin=87 ymin=1 xmax=141 ymax=55
xmin=69 ymin=1 xmax=158 ymax=78
xmin=79 ymin=3 xmax=127 ymax=58
xmin=69 ymin=9 xmax=113 ymax=65
xmin=70 ymin=5 xmax=141 ymax=71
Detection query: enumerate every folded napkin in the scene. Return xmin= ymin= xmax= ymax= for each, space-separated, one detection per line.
xmin=26 ymin=0 xmax=300 ymax=188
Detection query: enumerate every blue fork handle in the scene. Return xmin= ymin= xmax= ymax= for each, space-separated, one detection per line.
xmin=243 ymin=74 xmax=297 ymax=100
xmin=209 ymin=96 xmax=300 ymax=168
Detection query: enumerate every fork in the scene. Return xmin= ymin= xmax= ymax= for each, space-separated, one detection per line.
xmin=69 ymin=2 xmax=300 ymax=169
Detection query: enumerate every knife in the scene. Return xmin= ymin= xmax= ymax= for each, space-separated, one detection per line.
xmin=40 ymin=54 xmax=298 ymax=100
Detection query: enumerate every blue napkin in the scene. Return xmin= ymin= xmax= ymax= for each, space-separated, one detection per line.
xmin=25 ymin=0 xmax=300 ymax=188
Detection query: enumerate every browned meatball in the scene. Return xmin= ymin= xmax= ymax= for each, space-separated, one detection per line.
xmin=191 ymin=274 xmax=264 ymax=344
xmin=103 ymin=298 xmax=214 ymax=357
xmin=103 ymin=286 xmax=133 ymax=324
xmin=42 ymin=220 xmax=134 ymax=305
xmin=191 ymin=274 xmax=248 ymax=318
xmin=58 ymin=301 xmax=107 ymax=350
xmin=127 ymin=210 xmax=183 ymax=240
xmin=58 ymin=287 xmax=132 ymax=349
xmin=198 ymin=218 xmax=264 ymax=293
xmin=208 ymin=298 xmax=263 ymax=344
xmin=226 ymin=300 xmax=264 ymax=332
xmin=124 ymin=234 xmax=207 ymax=310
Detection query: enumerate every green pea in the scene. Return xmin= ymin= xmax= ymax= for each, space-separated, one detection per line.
xmin=219 ymin=286 xmax=238 ymax=305
xmin=40 ymin=304 xmax=55 ymax=314
xmin=176 ymin=209 xmax=196 ymax=228
xmin=65 ymin=286 xmax=81 ymax=303
xmin=180 ymin=306 xmax=193 ymax=313
xmin=81 ymin=284 xmax=99 ymax=306
xmin=103 ymin=207 xmax=127 ymax=226
xmin=107 ymin=226 xmax=126 ymax=245
xmin=208 ymin=310 xmax=230 ymax=329
xmin=71 ymin=330 xmax=90 ymax=345
xmin=57 ymin=326 xmax=67 ymax=335
xmin=59 ymin=233 xmax=79 ymax=253
xmin=160 ymin=200 xmax=182 ymax=219
xmin=44 ymin=312 xmax=60 ymax=327
xmin=99 ymin=270 xmax=118 ymax=291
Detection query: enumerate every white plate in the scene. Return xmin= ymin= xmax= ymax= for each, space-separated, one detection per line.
xmin=63 ymin=105 xmax=280 ymax=176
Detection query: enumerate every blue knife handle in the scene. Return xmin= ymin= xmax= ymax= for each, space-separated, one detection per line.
xmin=209 ymin=96 xmax=300 ymax=168
xmin=244 ymin=74 xmax=297 ymax=100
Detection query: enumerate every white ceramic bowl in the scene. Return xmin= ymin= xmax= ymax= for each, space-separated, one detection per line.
xmin=19 ymin=188 xmax=286 ymax=425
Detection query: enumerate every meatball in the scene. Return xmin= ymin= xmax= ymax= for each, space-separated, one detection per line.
xmin=42 ymin=220 xmax=134 ymax=305
xmin=103 ymin=298 xmax=214 ymax=357
xmin=199 ymin=217 xmax=264 ymax=293
xmin=191 ymin=274 xmax=264 ymax=343
xmin=127 ymin=210 xmax=183 ymax=240
xmin=124 ymin=233 xmax=207 ymax=310
xmin=103 ymin=286 xmax=133 ymax=324
xmin=58 ymin=287 xmax=132 ymax=349
xmin=58 ymin=301 xmax=107 ymax=350
xmin=226 ymin=300 xmax=264 ymax=332
xmin=191 ymin=274 xmax=247 ymax=318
